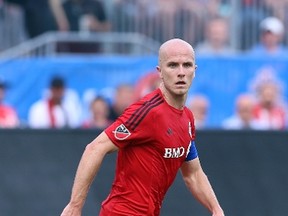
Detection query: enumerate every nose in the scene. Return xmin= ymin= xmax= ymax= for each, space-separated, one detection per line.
xmin=177 ymin=66 xmax=185 ymax=77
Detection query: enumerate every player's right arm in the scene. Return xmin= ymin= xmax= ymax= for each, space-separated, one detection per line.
xmin=61 ymin=131 xmax=118 ymax=216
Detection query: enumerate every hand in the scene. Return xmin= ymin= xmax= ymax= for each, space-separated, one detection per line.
xmin=60 ymin=203 xmax=81 ymax=216
xmin=58 ymin=20 xmax=70 ymax=32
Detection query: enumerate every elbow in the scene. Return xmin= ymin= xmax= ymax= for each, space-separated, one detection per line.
xmin=85 ymin=139 xmax=117 ymax=156
xmin=84 ymin=141 xmax=105 ymax=156
xmin=85 ymin=141 xmax=97 ymax=151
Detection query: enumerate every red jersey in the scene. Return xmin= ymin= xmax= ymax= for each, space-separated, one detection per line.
xmin=102 ymin=88 xmax=198 ymax=216
xmin=253 ymin=104 xmax=286 ymax=129
xmin=0 ymin=105 xmax=19 ymax=128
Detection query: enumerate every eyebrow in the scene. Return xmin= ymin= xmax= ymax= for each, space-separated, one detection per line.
xmin=183 ymin=62 xmax=193 ymax=66
xmin=167 ymin=61 xmax=178 ymax=65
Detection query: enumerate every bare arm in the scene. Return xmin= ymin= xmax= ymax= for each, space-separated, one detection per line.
xmin=49 ymin=0 xmax=69 ymax=31
xmin=181 ymin=158 xmax=224 ymax=216
xmin=61 ymin=132 xmax=118 ymax=216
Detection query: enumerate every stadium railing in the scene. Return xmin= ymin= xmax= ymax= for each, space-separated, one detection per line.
xmin=0 ymin=31 xmax=161 ymax=62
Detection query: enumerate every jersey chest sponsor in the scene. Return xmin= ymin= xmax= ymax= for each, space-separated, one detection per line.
xmin=162 ymin=121 xmax=192 ymax=159
xmin=163 ymin=146 xmax=186 ymax=159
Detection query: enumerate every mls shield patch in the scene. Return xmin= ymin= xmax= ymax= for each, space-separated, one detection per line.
xmin=113 ymin=124 xmax=131 ymax=140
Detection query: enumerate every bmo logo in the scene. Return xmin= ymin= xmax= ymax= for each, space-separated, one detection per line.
xmin=163 ymin=147 xmax=185 ymax=158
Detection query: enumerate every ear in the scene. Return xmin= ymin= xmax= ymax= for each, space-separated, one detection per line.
xmin=193 ymin=64 xmax=197 ymax=78
xmin=156 ymin=66 xmax=163 ymax=79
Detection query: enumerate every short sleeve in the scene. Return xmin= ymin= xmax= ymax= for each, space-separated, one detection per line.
xmin=105 ymin=102 xmax=154 ymax=148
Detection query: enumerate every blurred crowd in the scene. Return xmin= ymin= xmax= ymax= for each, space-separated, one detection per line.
xmin=0 ymin=0 xmax=288 ymax=130
xmin=1 ymin=67 xmax=287 ymax=130
xmin=0 ymin=73 xmax=157 ymax=129
xmin=0 ymin=0 xmax=288 ymax=52
xmin=190 ymin=67 xmax=288 ymax=130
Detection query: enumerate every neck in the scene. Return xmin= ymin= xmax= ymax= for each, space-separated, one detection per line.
xmin=159 ymin=84 xmax=186 ymax=110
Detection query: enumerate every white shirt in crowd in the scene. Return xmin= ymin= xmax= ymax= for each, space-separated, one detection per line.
xmin=28 ymin=89 xmax=82 ymax=128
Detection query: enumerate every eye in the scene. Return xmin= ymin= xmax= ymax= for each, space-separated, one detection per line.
xmin=167 ymin=62 xmax=178 ymax=68
xmin=183 ymin=62 xmax=193 ymax=68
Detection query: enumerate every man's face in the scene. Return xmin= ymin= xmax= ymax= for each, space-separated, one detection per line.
xmin=115 ymin=85 xmax=134 ymax=112
xmin=259 ymin=83 xmax=278 ymax=106
xmin=157 ymin=44 xmax=196 ymax=97
xmin=237 ymin=100 xmax=253 ymax=122
xmin=51 ymin=87 xmax=65 ymax=103
xmin=261 ymin=31 xmax=282 ymax=47
xmin=207 ymin=19 xmax=228 ymax=46
xmin=91 ymin=99 xmax=109 ymax=118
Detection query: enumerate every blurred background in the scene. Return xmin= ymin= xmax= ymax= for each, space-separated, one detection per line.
xmin=0 ymin=0 xmax=288 ymax=215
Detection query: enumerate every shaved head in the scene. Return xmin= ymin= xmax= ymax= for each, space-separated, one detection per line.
xmin=158 ymin=38 xmax=195 ymax=66
xmin=155 ymin=38 xmax=197 ymax=109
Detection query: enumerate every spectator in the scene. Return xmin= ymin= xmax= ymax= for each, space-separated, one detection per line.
xmin=108 ymin=84 xmax=135 ymax=121
xmin=175 ymin=1 xmax=204 ymax=46
xmin=12 ymin=0 xmax=68 ymax=38
xmin=264 ymin=0 xmax=288 ymax=42
xmin=28 ymin=76 xmax=82 ymax=128
xmin=252 ymin=79 xmax=286 ymax=130
xmin=238 ymin=0 xmax=271 ymax=50
xmin=196 ymin=17 xmax=235 ymax=55
xmin=249 ymin=68 xmax=286 ymax=130
xmin=82 ymin=96 xmax=112 ymax=129
xmin=152 ymin=0 xmax=181 ymax=42
xmin=134 ymin=71 xmax=161 ymax=101
xmin=196 ymin=16 xmax=235 ymax=55
xmin=58 ymin=0 xmax=111 ymax=53
xmin=249 ymin=16 xmax=288 ymax=55
xmin=188 ymin=94 xmax=210 ymax=129
xmin=62 ymin=0 xmax=110 ymax=32
xmin=222 ymin=93 xmax=264 ymax=130
xmin=0 ymin=79 xmax=19 ymax=128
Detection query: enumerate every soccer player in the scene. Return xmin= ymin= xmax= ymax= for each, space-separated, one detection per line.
xmin=61 ymin=38 xmax=224 ymax=216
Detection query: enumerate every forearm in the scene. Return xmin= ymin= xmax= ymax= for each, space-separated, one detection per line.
xmin=61 ymin=132 xmax=117 ymax=215
xmin=184 ymin=169 xmax=224 ymax=215
xmin=68 ymin=142 xmax=106 ymax=209
xmin=49 ymin=0 xmax=69 ymax=31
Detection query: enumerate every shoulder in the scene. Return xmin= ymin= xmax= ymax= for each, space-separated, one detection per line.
xmin=133 ymin=88 xmax=164 ymax=112
xmin=119 ymin=89 xmax=164 ymax=130
xmin=29 ymin=100 xmax=47 ymax=111
xmin=184 ymin=107 xmax=194 ymax=120
xmin=140 ymin=88 xmax=163 ymax=101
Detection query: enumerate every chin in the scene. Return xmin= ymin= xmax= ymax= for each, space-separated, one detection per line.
xmin=174 ymin=89 xmax=187 ymax=96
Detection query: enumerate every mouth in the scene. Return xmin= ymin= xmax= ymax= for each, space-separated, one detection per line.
xmin=175 ymin=81 xmax=186 ymax=86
